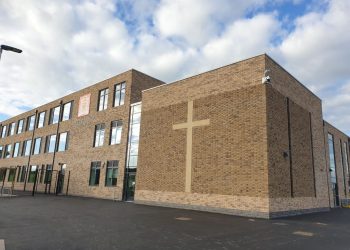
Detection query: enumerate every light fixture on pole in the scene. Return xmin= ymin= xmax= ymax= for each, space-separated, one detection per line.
xmin=0 ymin=44 xmax=22 ymax=61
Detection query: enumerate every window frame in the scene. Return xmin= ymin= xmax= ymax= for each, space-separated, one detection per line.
xmin=57 ymin=132 xmax=69 ymax=152
xmin=94 ymin=123 xmax=105 ymax=147
xmin=27 ymin=115 xmax=36 ymax=131
xmin=1 ymin=125 xmax=7 ymax=138
xmin=62 ymin=101 xmax=73 ymax=121
xmin=113 ymin=82 xmax=126 ymax=107
xmin=105 ymin=160 xmax=119 ymax=187
xmin=49 ymin=106 xmax=61 ymax=125
xmin=17 ymin=119 xmax=24 ymax=134
xmin=89 ymin=161 xmax=101 ymax=186
xmin=37 ymin=111 xmax=46 ymax=128
xmin=12 ymin=142 xmax=21 ymax=158
xmin=33 ymin=137 xmax=42 ymax=155
xmin=97 ymin=88 xmax=109 ymax=111
xmin=8 ymin=122 xmax=16 ymax=136
xmin=110 ymin=120 xmax=123 ymax=145
xmin=45 ymin=134 xmax=57 ymax=153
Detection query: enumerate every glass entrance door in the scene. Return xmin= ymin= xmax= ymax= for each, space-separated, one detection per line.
xmin=125 ymin=172 xmax=136 ymax=201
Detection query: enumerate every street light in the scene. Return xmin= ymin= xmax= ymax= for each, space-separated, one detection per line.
xmin=0 ymin=44 xmax=22 ymax=61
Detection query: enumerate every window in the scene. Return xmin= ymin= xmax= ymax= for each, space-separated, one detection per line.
xmin=1 ymin=125 xmax=7 ymax=138
xmin=23 ymin=140 xmax=32 ymax=156
xmin=28 ymin=165 xmax=37 ymax=183
xmin=17 ymin=119 xmax=24 ymax=134
xmin=33 ymin=137 xmax=42 ymax=155
xmin=27 ymin=115 xmax=35 ymax=131
xmin=94 ymin=124 xmax=105 ymax=147
xmin=0 ymin=146 xmax=3 ymax=159
xmin=20 ymin=166 xmax=27 ymax=182
xmin=17 ymin=166 xmax=22 ymax=182
xmin=105 ymin=160 xmax=118 ymax=186
xmin=114 ymin=82 xmax=126 ymax=107
xmin=89 ymin=161 xmax=101 ymax=186
xmin=58 ymin=132 xmax=69 ymax=152
xmin=328 ymin=133 xmax=337 ymax=184
xmin=40 ymin=165 xmax=45 ymax=183
xmin=44 ymin=164 xmax=53 ymax=184
xmin=0 ymin=168 xmax=7 ymax=182
xmin=62 ymin=102 xmax=73 ymax=121
xmin=46 ymin=135 xmax=57 ymax=153
xmin=8 ymin=122 xmax=16 ymax=136
xmin=343 ymin=142 xmax=349 ymax=177
xmin=8 ymin=168 xmax=16 ymax=182
xmin=98 ymin=88 xmax=109 ymax=111
xmin=4 ymin=144 xmax=12 ymax=158
xmin=13 ymin=142 xmax=20 ymax=158
xmin=50 ymin=106 xmax=61 ymax=124
xmin=37 ymin=111 xmax=46 ymax=128
xmin=126 ymin=103 xmax=142 ymax=169
xmin=110 ymin=121 xmax=123 ymax=145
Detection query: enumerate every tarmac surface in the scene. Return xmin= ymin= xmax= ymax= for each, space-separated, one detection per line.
xmin=0 ymin=193 xmax=349 ymax=250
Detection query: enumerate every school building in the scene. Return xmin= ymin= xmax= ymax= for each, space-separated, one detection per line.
xmin=0 ymin=54 xmax=349 ymax=218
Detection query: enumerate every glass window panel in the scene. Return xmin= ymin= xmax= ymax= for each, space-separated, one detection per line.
xmin=94 ymin=124 xmax=105 ymax=147
xmin=4 ymin=144 xmax=12 ymax=158
xmin=37 ymin=111 xmax=46 ymax=128
xmin=28 ymin=165 xmax=37 ymax=183
xmin=62 ymin=102 xmax=72 ymax=121
xmin=9 ymin=122 xmax=16 ymax=136
xmin=89 ymin=161 xmax=101 ymax=186
xmin=98 ymin=89 xmax=108 ymax=111
xmin=33 ymin=137 xmax=42 ymax=155
xmin=24 ymin=140 xmax=32 ymax=156
xmin=13 ymin=142 xmax=20 ymax=157
xmin=8 ymin=169 xmax=16 ymax=182
xmin=17 ymin=120 xmax=24 ymax=134
xmin=58 ymin=132 xmax=68 ymax=152
xmin=27 ymin=115 xmax=35 ymax=131
xmin=1 ymin=125 xmax=7 ymax=138
xmin=50 ymin=106 xmax=61 ymax=124
xmin=105 ymin=160 xmax=118 ymax=186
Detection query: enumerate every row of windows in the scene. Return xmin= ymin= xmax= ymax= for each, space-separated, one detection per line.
xmin=97 ymin=82 xmax=126 ymax=111
xmin=0 ymin=101 xmax=73 ymax=139
xmin=94 ymin=121 xmax=123 ymax=147
xmin=0 ymin=160 xmax=118 ymax=188
xmin=0 ymin=132 xmax=69 ymax=159
xmin=0 ymin=165 xmax=53 ymax=184
xmin=89 ymin=160 xmax=119 ymax=187
xmin=1 ymin=82 xmax=126 ymax=141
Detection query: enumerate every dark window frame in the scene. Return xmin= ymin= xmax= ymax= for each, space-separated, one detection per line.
xmin=97 ymin=88 xmax=109 ymax=111
xmin=89 ymin=161 xmax=101 ymax=186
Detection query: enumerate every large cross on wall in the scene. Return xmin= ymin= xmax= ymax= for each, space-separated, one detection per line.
xmin=173 ymin=100 xmax=210 ymax=193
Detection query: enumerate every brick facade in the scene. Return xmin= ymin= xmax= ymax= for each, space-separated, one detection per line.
xmin=1 ymin=54 xmax=349 ymax=218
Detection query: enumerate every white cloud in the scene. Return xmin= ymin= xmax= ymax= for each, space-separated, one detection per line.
xmin=0 ymin=0 xmax=349 ymax=134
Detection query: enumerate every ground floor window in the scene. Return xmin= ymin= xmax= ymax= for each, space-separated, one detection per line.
xmin=17 ymin=166 xmax=22 ymax=182
xmin=45 ymin=165 xmax=53 ymax=184
xmin=40 ymin=165 xmax=45 ymax=183
xmin=105 ymin=160 xmax=118 ymax=187
xmin=89 ymin=161 xmax=101 ymax=186
xmin=20 ymin=166 xmax=27 ymax=182
xmin=7 ymin=168 xmax=16 ymax=182
xmin=0 ymin=168 xmax=7 ymax=182
xmin=28 ymin=165 xmax=37 ymax=183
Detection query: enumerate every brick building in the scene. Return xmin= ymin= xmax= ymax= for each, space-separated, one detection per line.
xmin=0 ymin=54 xmax=349 ymax=218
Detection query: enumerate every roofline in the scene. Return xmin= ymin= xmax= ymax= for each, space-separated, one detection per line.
xmin=324 ymin=120 xmax=350 ymax=138
xmin=142 ymin=53 xmax=267 ymax=93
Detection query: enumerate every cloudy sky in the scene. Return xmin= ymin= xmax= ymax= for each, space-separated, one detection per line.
xmin=0 ymin=0 xmax=349 ymax=134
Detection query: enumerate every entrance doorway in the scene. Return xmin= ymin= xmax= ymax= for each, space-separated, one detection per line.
xmin=124 ymin=172 xmax=136 ymax=201
xmin=56 ymin=164 xmax=66 ymax=194
xmin=332 ymin=183 xmax=340 ymax=207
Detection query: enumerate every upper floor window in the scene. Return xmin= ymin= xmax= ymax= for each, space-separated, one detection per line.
xmin=105 ymin=160 xmax=118 ymax=187
xmin=27 ymin=115 xmax=35 ymax=131
xmin=13 ymin=142 xmax=20 ymax=158
xmin=110 ymin=121 xmax=123 ymax=145
xmin=33 ymin=137 xmax=42 ymax=155
xmin=98 ymin=88 xmax=109 ymax=111
xmin=49 ymin=106 xmax=61 ymax=125
xmin=94 ymin=124 xmax=105 ymax=147
xmin=1 ymin=125 xmax=7 ymax=138
xmin=114 ymin=82 xmax=126 ymax=107
xmin=17 ymin=119 xmax=24 ymax=134
xmin=62 ymin=102 xmax=73 ymax=121
xmin=46 ymin=134 xmax=56 ymax=153
xmin=37 ymin=111 xmax=46 ymax=128
xmin=58 ymin=132 xmax=69 ymax=152
xmin=23 ymin=140 xmax=32 ymax=156
xmin=8 ymin=122 xmax=16 ymax=136
xmin=4 ymin=144 xmax=12 ymax=158
xmin=0 ymin=146 xmax=3 ymax=159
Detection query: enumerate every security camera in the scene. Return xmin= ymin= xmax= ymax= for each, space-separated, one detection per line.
xmin=262 ymin=69 xmax=271 ymax=84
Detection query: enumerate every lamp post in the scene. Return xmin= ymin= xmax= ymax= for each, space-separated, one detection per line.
xmin=0 ymin=44 xmax=22 ymax=61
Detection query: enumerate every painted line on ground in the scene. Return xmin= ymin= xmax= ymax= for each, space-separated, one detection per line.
xmin=293 ymin=231 xmax=314 ymax=237
xmin=0 ymin=239 xmax=5 ymax=250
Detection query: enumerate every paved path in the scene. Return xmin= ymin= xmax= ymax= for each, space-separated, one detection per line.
xmin=1 ymin=194 xmax=350 ymax=250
